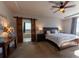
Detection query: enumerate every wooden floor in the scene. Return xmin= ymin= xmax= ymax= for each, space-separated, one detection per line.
xmin=9 ymin=41 xmax=79 ymax=58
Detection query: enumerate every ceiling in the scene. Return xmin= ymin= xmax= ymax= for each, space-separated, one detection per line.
xmin=3 ymin=1 xmax=79 ymax=19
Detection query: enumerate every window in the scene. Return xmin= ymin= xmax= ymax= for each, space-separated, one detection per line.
xmin=76 ymin=18 xmax=79 ymax=35
xmin=25 ymin=23 xmax=31 ymax=30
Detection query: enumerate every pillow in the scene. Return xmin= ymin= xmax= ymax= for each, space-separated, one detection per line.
xmin=51 ymin=30 xmax=59 ymax=34
xmin=51 ymin=30 xmax=56 ymax=33
xmin=46 ymin=31 xmax=51 ymax=34
xmin=55 ymin=30 xmax=59 ymax=33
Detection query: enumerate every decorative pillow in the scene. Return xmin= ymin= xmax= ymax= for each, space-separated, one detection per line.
xmin=51 ymin=30 xmax=56 ymax=33
xmin=55 ymin=30 xmax=59 ymax=33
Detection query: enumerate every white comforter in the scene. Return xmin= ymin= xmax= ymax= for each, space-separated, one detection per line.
xmin=46 ymin=33 xmax=79 ymax=47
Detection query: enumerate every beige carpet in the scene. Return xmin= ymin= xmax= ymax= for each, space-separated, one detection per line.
xmin=9 ymin=41 xmax=79 ymax=58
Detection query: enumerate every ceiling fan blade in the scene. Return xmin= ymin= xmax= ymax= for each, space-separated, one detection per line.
xmin=53 ymin=9 xmax=60 ymax=13
xmin=52 ymin=6 xmax=60 ymax=8
xmin=65 ymin=5 xmax=76 ymax=8
xmin=63 ymin=1 xmax=69 ymax=7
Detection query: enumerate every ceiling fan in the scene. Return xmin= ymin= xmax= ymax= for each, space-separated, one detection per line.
xmin=49 ymin=1 xmax=76 ymax=13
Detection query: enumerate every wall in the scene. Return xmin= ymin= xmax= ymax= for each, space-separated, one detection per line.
xmin=36 ymin=17 xmax=62 ymax=33
xmin=0 ymin=2 xmax=12 ymax=19
xmin=62 ymin=18 xmax=72 ymax=34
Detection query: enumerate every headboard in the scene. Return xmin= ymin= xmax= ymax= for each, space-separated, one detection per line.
xmin=43 ymin=27 xmax=58 ymax=34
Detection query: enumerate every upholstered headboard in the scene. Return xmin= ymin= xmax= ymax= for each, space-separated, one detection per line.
xmin=43 ymin=27 xmax=58 ymax=34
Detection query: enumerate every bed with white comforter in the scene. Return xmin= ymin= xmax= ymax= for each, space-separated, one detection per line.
xmin=46 ymin=33 xmax=79 ymax=47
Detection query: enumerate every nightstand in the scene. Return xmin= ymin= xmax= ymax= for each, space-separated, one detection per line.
xmin=37 ymin=33 xmax=45 ymax=42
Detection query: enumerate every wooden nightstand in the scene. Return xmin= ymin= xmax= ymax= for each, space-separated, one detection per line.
xmin=37 ymin=33 xmax=45 ymax=42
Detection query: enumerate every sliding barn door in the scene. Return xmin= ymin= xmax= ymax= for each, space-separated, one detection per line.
xmin=31 ymin=19 xmax=36 ymax=42
xmin=16 ymin=17 xmax=23 ymax=43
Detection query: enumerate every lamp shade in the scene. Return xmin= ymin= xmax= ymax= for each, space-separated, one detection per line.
xmin=39 ymin=27 xmax=43 ymax=31
xmin=58 ymin=26 xmax=62 ymax=31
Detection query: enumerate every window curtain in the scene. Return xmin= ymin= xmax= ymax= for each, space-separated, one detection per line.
xmin=31 ymin=19 xmax=36 ymax=42
xmin=71 ymin=17 xmax=77 ymax=34
xmin=16 ymin=17 xmax=23 ymax=43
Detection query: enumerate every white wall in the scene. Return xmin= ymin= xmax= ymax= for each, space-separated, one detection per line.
xmin=36 ymin=18 xmax=61 ymax=27
xmin=62 ymin=18 xmax=72 ymax=34
xmin=36 ymin=17 xmax=62 ymax=33
xmin=0 ymin=2 xmax=12 ymax=19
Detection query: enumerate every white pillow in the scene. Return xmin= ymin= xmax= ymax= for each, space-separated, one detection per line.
xmin=55 ymin=30 xmax=59 ymax=34
xmin=46 ymin=31 xmax=51 ymax=34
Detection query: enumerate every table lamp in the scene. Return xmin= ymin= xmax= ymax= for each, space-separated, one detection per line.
xmin=38 ymin=27 xmax=43 ymax=33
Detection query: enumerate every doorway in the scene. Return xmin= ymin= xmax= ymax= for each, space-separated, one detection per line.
xmin=15 ymin=17 xmax=36 ymax=43
xmin=23 ymin=19 xmax=31 ymax=42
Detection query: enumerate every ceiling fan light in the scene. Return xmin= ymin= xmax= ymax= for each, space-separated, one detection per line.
xmin=59 ymin=8 xmax=64 ymax=13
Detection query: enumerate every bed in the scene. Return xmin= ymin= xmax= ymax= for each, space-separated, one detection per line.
xmin=43 ymin=27 xmax=79 ymax=49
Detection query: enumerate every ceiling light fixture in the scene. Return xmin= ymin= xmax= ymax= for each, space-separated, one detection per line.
xmin=59 ymin=8 xmax=65 ymax=13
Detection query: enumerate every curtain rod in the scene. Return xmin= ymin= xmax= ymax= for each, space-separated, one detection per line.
xmin=14 ymin=16 xmax=37 ymax=20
